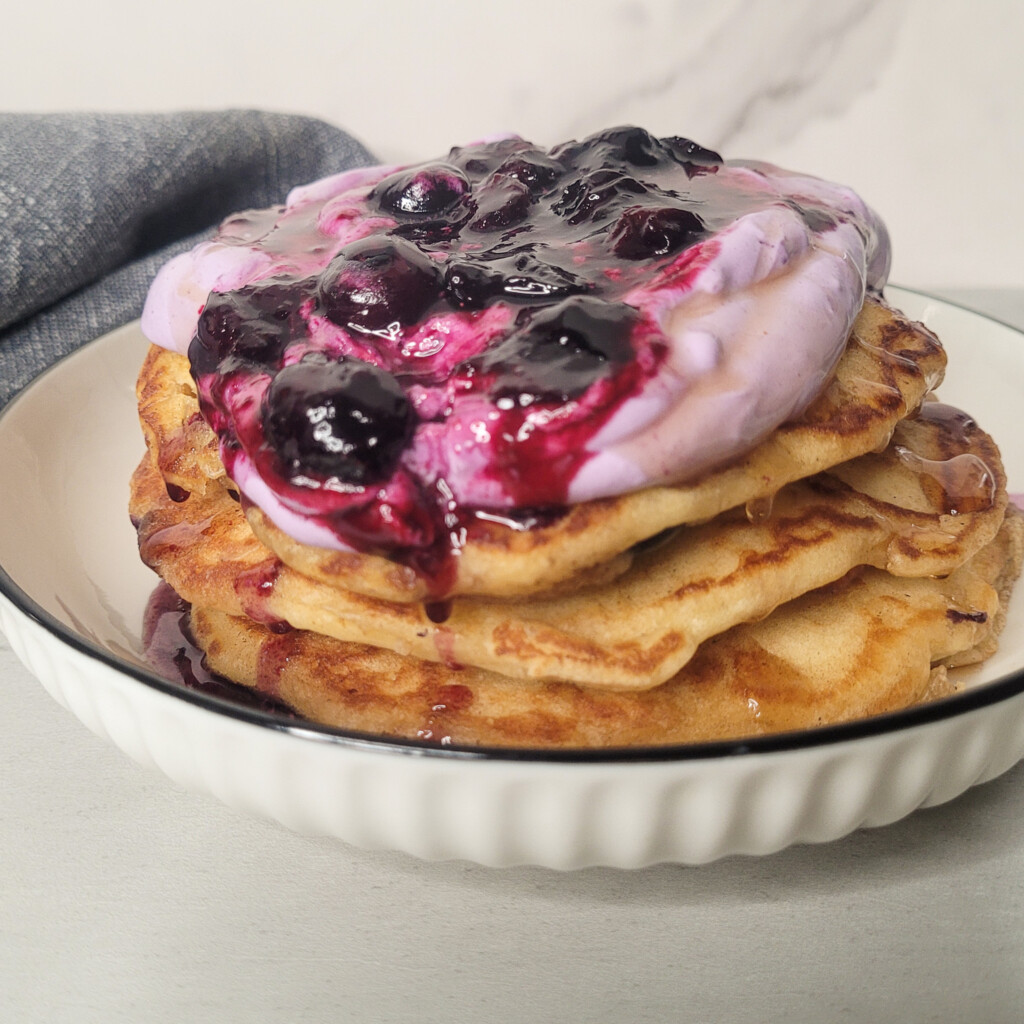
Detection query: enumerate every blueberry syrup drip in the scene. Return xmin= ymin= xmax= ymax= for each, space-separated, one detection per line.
xmin=946 ymin=607 xmax=989 ymax=625
xmin=424 ymin=599 xmax=453 ymax=624
xmin=165 ymin=482 xmax=190 ymax=503
xmin=186 ymin=126 xmax=847 ymax=594
xmin=233 ymin=559 xmax=292 ymax=629
xmin=142 ymin=583 xmax=295 ymax=716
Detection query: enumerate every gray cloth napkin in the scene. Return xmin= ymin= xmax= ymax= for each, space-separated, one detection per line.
xmin=0 ymin=110 xmax=375 ymax=407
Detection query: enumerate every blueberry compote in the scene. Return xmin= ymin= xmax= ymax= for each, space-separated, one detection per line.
xmin=143 ymin=583 xmax=295 ymax=717
xmin=186 ymin=126 xmax=809 ymax=593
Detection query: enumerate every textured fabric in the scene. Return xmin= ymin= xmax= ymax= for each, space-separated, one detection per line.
xmin=0 ymin=110 xmax=375 ymax=407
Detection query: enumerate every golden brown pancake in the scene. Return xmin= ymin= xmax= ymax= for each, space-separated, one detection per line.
xmin=133 ymin=286 xmax=1023 ymax=747
xmin=187 ymin=508 xmax=1024 ymax=748
xmin=130 ymin=392 xmax=1008 ymax=690
xmin=136 ymin=298 xmax=946 ymax=602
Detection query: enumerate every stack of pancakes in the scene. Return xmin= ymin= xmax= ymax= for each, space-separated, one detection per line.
xmin=131 ymin=297 xmax=1023 ymax=747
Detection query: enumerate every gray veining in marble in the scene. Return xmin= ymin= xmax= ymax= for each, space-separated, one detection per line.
xmin=567 ymin=0 xmax=909 ymax=154
xmin=1 ymin=0 xmax=1021 ymax=286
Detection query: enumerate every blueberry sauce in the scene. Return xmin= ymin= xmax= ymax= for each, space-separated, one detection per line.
xmin=946 ymin=607 xmax=989 ymax=625
xmin=182 ymin=126 xmax=863 ymax=594
xmin=142 ymin=583 xmax=295 ymax=715
xmin=165 ymin=482 xmax=191 ymax=503
xmin=233 ymin=559 xmax=292 ymax=629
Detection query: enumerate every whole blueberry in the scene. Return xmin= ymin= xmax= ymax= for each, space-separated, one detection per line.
xmin=318 ymin=236 xmax=443 ymax=331
xmin=373 ymin=163 xmax=471 ymax=217
xmin=494 ymin=150 xmax=563 ymax=193
xmin=190 ymin=298 xmax=248 ymax=376
xmin=480 ymin=296 xmax=638 ymax=403
xmin=189 ymin=279 xmax=312 ymax=376
xmin=262 ymin=358 xmax=413 ymax=483
xmin=468 ymin=178 xmax=532 ymax=233
xmin=610 ymin=205 xmax=706 ymax=260
xmin=553 ymin=169 xmax=647 ymax=226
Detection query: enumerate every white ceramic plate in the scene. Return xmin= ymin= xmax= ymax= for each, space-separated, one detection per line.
xmin=2 ymin=287 xmax=1023 ymax=869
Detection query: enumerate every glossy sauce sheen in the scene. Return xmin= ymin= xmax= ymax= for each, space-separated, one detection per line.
xmin=141 ymin=127 xmax=890 ymax=591
xmin=899 ymin=403 xmax=997 ymax=516
xmin=142 ymin=583 xmax=294 ymax=715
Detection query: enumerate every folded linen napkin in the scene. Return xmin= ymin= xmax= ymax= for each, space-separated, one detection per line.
xmin=0 ymin=110 xmax=375 ymax=407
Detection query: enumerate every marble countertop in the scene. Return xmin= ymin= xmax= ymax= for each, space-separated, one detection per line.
xmin=4 ymin=0 xmax=1023 ymax=291
xmin=3 ymin=288 xmax=1023 ymax=1024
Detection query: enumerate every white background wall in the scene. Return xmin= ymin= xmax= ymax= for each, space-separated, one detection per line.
xmin=2 ymin=0 xmax=1021 ymax=289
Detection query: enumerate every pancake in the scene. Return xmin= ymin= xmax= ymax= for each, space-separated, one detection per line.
xmin=130 ymin=393 xmax=1007 ymax=691
xmin=186 ymin=507 xmax=1024 ymax=748
xmin=130 ymin=128 xmax=1021 ymax=749
xmin=136 ymin=297 xmax=946 ymax=603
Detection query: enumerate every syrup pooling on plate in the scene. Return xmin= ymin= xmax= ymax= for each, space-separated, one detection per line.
xmin=141 ymin=126 xmax=891 ymax=591
xmin=142 ymin=583 xmax=295 ymax=716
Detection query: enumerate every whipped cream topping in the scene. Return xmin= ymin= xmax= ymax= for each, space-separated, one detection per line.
xmin=141 ymin=127 xmax=890 ymax=578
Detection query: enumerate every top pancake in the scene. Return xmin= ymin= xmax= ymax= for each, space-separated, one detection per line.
xmin=137 ymin=297 xmax=945 ymax=602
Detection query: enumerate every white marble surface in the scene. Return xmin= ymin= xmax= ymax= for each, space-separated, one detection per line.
xmin=2 ymin=0 xmax=1022 ymax=289
xmin=2 ymin=290 xmax=1023 ymax=1023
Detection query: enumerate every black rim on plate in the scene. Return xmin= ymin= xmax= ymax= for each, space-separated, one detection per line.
xmin=1 ymin=288 xmax=1023 ymax=763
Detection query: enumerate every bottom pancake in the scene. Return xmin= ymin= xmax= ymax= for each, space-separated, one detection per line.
xmin=186 ymin=508 xmax=1024 ymax=749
